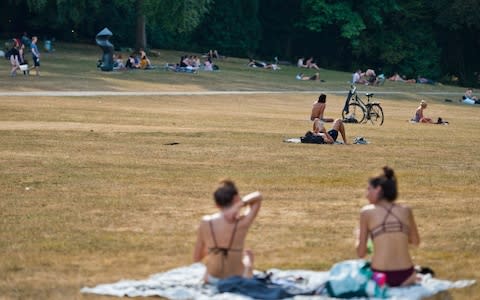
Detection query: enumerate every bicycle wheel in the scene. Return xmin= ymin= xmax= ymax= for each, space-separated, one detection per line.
xmin=368 ymin=104 xmax=384 ymax=125
xmin=342 ymin=103 xmax=366 ymax=123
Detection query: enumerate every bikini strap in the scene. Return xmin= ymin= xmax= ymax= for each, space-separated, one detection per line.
xmin=227 ymin=219 xmax=239 ymax=251
xmin=208 ymin=219 xmax=240 ymax=257
xmin=380 ymin=203 xmax=395 ymax=223
xmin=382 ymin=203 xmax=404 ymax=223
xmin=380 ymin=203 xmax=408 ymax=232
xmin=208 ymin=220 xmax=218 ymax=248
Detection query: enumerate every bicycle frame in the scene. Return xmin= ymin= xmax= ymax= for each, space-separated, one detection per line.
xmin=342 ymin=85 xmax=384 ymax=125
xmin=343 ymin=85 xmax=369 ymax=113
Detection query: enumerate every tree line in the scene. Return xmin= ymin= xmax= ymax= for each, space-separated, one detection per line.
xmin=2 ymin=0 xmax=479 ymax=86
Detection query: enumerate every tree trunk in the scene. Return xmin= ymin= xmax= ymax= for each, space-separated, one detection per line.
xmin=135 ymin=0 xmax=146 ymax=50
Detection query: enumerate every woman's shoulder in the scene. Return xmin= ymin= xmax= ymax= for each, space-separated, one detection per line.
xmin=394 ymin=203 xmax=413 ymax=212
xmin=202 ymin=212 xmax=221 ymax=222
xmin=360 ymin=204 xmax=376 ymax=212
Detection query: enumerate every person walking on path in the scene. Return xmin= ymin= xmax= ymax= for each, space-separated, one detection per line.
xmin=31 ymin=36 xmax=41 ymax=76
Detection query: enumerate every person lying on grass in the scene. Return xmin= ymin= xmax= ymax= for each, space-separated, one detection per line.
xmin=312 ymin=118 xmax=348 ymax=144
xmin=356 ymin=166 xmax=420 ymax=287
xmin=296 ymin=72 xmax=323 ymax=81
xmin=193 ymin=179 xmax=262 ymax=284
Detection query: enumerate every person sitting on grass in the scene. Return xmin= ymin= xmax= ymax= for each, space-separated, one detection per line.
xmin=139 ymin=49 xmax=153 ymax=69
xmin=125 ymin=54 xmax=140 ymax=69
xmin=305 ymin=57 xmax=320 ymax=70
xmin=462 ymin=88 xmax=480 ymax=105
xmin=297 ymin=57 xmax=307 ymax=68
xmin=312 ymin=118 xmax=348 ymax=144
xmin=356 ymin=166 xmax=420 ymax=287
xmin=352 ymin=69 xmax=368 ymax=85
xmin=113 ymin=54 xmax=125 ymax=70
xmin=193 ymin=179 xmax=263 ymax=284
xmin=365 ymin=69 xmax=377 ymax=85
xmin=412 ymin=100 xmax=434 ymax=123
xmin=310 ymin=93 xmax=335 ymax=128
xmin=203 ymin=58 xmax=213 ymax=71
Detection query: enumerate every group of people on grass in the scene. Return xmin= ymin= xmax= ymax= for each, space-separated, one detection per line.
xmin=194 ymin=93 xmax=450 ymax=289
xmin=112 ymin=49 xmax=153 ymax=70
xmin=110 ymin=49 xmax=223 ymax=73
xmin=413 ymin=89 xmax=478 ymax=124
xmin=352 ymin=69 xmax=384 ymax=86
xmin=295 ymin=56 xmax=323 ymax=81
xmin=297 ymin=56 xmax=320 ymax=70
xmin=352 ymin=69 xmax=439 ymax=86
xmin=309 ymin=93 xmax=347 ymax=144
xmin=195 ymin=166 xmax=419 ymax=288
xmin=5 ymin=34 xmax=41 ymax=76
xmin=166 ymin=54 xmax=220 ymax=72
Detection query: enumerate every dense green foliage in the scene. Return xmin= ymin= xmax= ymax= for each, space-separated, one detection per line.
xmin=1 ymin=0 xmax=479 ymax=86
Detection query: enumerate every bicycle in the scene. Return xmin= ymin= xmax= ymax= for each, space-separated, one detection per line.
xmin=342 ymin=85 xmax=384 ymax=125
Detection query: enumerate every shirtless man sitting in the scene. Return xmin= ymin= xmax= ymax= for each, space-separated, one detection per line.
xmin=193 ymin=179 xmax=262 ymax=284
xmin=311 ymin=93 xmax=335 ymax=132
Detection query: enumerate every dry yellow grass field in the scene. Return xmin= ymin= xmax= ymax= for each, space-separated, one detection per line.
xmin=0 ymin=43 xmax=478 ymax=299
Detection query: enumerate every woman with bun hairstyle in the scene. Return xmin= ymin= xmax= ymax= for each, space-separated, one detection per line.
xmin=356 ymin=167 xmax=420 ymax=287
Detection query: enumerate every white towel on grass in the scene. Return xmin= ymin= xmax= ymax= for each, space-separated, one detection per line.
xmin=81 ymin=263 xmax=475 ymax=300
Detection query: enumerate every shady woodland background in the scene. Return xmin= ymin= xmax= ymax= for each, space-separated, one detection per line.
xmin=2 ymin=0 xmax=479 ymax=86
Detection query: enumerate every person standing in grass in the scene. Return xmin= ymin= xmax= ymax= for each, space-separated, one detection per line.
xmin=356 ymin=166 xmax=420 ymax=287
xmin=193 ymin=179 xmax=262 ymax=284
xmin=30 ymin=36 xmax=40 ymax=76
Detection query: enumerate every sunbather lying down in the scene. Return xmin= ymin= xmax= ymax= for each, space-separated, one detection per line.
xmin=296 ymin=72 xmax=324 ymax=81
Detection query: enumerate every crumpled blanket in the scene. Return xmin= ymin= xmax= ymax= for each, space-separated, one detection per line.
xmin=80 ymin=263 xmax=475 ymax=300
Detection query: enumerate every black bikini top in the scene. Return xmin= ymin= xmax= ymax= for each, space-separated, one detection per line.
xmin=370 ymin=204 xmax=410 ymax=240
xmin=208 ymin=219 xmax=243 ymax=257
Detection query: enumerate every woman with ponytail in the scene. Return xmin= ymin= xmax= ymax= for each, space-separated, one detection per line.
xmin=356 ymin=166 xmax=420 ymax=287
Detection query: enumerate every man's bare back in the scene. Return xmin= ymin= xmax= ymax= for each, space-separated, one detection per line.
xmin=311 ymin=102 xmax=326 ymax=121
xmin=311 ymin=94 xmax=334 ymax=122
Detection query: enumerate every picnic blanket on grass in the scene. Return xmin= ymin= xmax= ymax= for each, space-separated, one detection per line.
xmin=81 ymin=263 xmax=475 ymax=299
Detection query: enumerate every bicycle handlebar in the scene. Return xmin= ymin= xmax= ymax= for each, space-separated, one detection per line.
xmin=350 ymin=85 xmax=357 ymax=94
